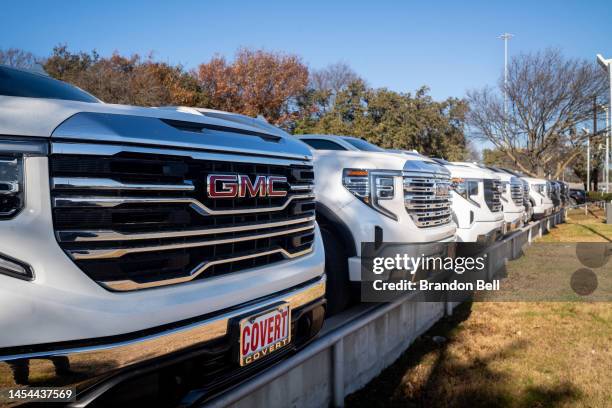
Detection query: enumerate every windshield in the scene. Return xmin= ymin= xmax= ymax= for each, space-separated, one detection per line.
xmin=342 ymin=138 xmax=385 ymax=152
xmin=0 ymin=65 xmax=99 ymax=103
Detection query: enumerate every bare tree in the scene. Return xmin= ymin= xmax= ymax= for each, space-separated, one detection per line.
xmin=0 ymin=48 xmax=39 ymax=69
xmin=467 ymin=49 xmax=608 ymax=178
xmin=310 ymin=62 xmax=361 ymax=94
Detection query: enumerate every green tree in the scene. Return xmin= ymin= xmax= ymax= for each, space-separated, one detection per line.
xmin=295 ymin=82 xmax=468 ymax=160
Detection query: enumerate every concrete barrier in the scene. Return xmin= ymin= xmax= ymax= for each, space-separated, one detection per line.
xmin=200 ymin=210 xmax=567 ymax=408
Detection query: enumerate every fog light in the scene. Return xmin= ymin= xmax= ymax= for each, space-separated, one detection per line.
xmin=0 ymin=253 xmax=33 ymax=280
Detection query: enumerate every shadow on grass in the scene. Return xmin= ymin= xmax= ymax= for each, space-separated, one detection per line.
xmin=345 ymin=302 xmax=582 ymax=408
xmin=569 ymin=223 xmax=612 ymax=242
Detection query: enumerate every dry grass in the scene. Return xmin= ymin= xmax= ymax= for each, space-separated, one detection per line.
xmin=539 ymin=207 xmax=612 ymax=242
xmin=346 ymin=301 xmax=611 ymax=408
xmin=347 ymin=209 xmax=612 ymax=408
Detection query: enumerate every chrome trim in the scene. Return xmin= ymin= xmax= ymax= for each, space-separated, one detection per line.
xmin=413 ymin=216 xmax=453 ymax=227
xmin=53 ymin=193 xmax=315 ymax=216
xmin=57 ymin=216 xmax=316 ymax=243
xmin=290 ymin=184 xmax=314 ymax=191
xmin=51 ymin=142 xmax=312 ymax=167
xmin=52 ymin=177 xmax=195 ymax=192
xmin=101 ymin=247 xmax=315 ymax=291
xmin=404 ymin=194 xmax=451 ymax=201
xmin=0 ymin=277 xmax=326 ymax=395
xmin=69 ymin=224 xmax=316 ymax=260
xmin=403 ymin=172 xmax=453 ymax=228
xmin=405 ymin=201 xmax=449 ymax=210
xmin=0 ymin=181 xmax=19 ymax=195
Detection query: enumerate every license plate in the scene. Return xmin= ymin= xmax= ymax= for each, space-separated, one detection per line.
xmin=239 ymin=304 xmax=291 ymax=366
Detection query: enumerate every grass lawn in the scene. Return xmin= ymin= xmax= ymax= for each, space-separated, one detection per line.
xmin=539 ymin=206 xmax=612 ymax=242
xmin=346 ymin=208 xmax=612 ymax=408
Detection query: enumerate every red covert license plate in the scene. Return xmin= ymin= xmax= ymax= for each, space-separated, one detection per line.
xmin=239 ymin=303 xmax=291 ymax=366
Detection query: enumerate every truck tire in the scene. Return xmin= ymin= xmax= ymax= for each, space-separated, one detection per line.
xmin=321 ymin=227 xmax=351 ymax=316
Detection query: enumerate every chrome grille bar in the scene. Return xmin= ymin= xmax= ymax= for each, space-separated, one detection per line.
xmin=52 ymin=177 xmax=195 ymax=192
xmin=57 ymin=215 xmax=316 ymax=243
xmin=99 ymin=247 xmax=314 ymax=291
xmin=53 ymin=193 xmax=315 ymax=216
xmin=69 ymin=224 xmax=316 ymax=260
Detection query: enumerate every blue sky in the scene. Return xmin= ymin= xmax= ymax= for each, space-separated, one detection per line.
xmin=2 ymin=0 xmax=611 ymax=100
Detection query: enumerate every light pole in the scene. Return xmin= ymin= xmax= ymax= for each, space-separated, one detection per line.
xmin=606 ymin=107 xmax=610 ymax=193
xmin=499 ymin=33 xmax=514 ymax=116
xmin=597 ymin=54 xmax=612 ymax=193
xmin=585 ymin=128 xmax=591 ymax=192
xmin=600 ymin=104 xmax=610 ymax=193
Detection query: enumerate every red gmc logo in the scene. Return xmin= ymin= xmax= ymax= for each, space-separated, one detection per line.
xmin=207 ymin=174 xmax=288 ymax=198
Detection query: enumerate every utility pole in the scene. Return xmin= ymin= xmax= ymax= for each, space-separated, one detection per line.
xmin=499 ymin=33 xmax=514 ymax=116
xmin=586 ymin=128 xmax=591 ymax=192
xmin=601 ymin=103 xmax=610 ymax=193
xmin=597 ymin=54 xmax=612 ymax=194
xmin=594 ymin=97 xmax=598 ymax=192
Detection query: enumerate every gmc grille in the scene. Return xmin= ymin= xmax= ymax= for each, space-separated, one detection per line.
xmin=49 ymin=143 xmax=316 ymax=291
xmin=403 ymin=172 xmax=452 ymax=228
xmin=483 ymin=179 xmax=502 ymax=212
xmin=521 ymin=180 xmax=530 ymax=207
xmin=510 ymin=181 xmax=523 ymax=206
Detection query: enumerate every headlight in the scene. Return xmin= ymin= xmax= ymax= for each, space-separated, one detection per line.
xmin=0 ymin=156 xmax=23 ymax=218
xmin=0 ymin=138 xmax=47 ymax=220
xmin=533 ymin=184 xmax=544 ymax=194
xmin=343 ymin=169 xmax=398 ymax=220
xmin=451 ymin=178 xmax=479 ymax=203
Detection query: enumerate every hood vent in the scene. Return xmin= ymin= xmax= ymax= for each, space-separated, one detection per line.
xmin=160 ymin=118 xmax=281 ymax=142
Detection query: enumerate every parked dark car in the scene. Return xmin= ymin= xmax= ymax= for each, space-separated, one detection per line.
xmin=569 ymin=188 xmax=586 ymax=205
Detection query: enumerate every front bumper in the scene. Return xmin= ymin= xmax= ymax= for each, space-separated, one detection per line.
xmin=456 ymin=220 xmax=504 ymax=244
xmin=0 ymin=276 xmax=326 ymax=404
xmin=347 ymin=235 xmax=456 ymax=281
xmin=532 ymin=203 xmax=554 ymax=219
xmin=503 ymin=212 xmax=523 ymax=234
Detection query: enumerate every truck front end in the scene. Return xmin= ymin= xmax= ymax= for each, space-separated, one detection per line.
xmin=0 ymin=83 xmax=326 ymax=405
xmin=499 ymin=176 xmax=526 ymax=233
xmin=526 ymin=178 xmax=554 ymax=219
xmin=309 ymin=149 xmax=456 ymax=283
xmin=442 ymin=164 xmax=505 ymax=244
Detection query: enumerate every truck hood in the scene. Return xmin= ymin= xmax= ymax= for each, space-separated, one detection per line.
xmin=522 ymin=176 xmax=547 ymax=185
xmin=441 ymin=163 xmax=499 ymax=180
xmin=311 ymin=150 xmax=430 ymax=171
xmin=0 ymin=96 xmax=311 ymax=160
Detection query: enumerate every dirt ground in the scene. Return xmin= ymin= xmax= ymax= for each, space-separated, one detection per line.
xmin=346 ymin=208 xmax=612 ymax=408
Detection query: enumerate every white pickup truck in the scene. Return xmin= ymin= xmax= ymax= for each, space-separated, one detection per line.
xmin=452 ymin=162 xmax=526 ymax=234
xmin=296 ymin=135 xmax=456 ymax=314
xmin=482 ymin=166 xmax=526 ymax=232
xmin=0 ymin=65 xmax=326 ymax=406
xmin=521 ymin=178 xmax=554 ymax=219
xmin=431 ymin=159 xmax=505 ymax=243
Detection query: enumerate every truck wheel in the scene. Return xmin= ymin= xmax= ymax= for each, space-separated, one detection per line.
xmin=321 ymin=227 xmax=351 ymax=316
